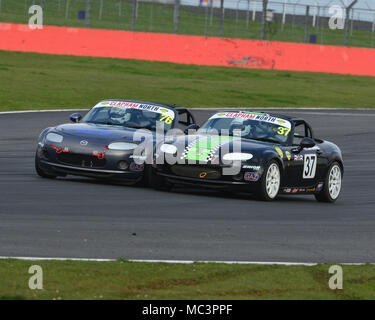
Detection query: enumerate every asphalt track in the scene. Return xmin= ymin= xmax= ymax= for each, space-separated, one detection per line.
xmin=1 ymin=109 xmax=375 ymax=263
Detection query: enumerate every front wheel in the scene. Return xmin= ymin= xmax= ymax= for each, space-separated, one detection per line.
xmin=315 ymin=162 xmax=342 ymax=203
xmin=256 ymin=160 xmax=281 ymax=201
xmin=148 ymin=169 xmax=173 ymax=191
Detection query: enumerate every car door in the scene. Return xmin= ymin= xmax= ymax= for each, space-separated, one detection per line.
xmin=283 ymin=122 xmax=324 ymax=188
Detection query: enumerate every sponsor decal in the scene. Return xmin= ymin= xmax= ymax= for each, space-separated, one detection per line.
xmin=182 ymin=136 xmax=237 ymax=162
xmin=242 ymin=165 xmax=261 ymax=171
xmin=96 ymin=101 xmax=175 ymax=119
xmin=130 ymin=155 xmax=147 ymax=161
xmin=275 ymin=147 xmax=283 ymax=159
xmin=92 ymin=151 xmax=105 ymax=160
xmin=299 ymin=188 xmax=306 ymax=192
xmin=306 ymin=187 xmax=316 ymax=192
xmin=50 ymin=145 xmax=69 ymax=154
xmin=294 ymin=154 xmax=304 ymax=161
xmin=210 ymin=112 xmax=291 ymax=129
xmin=108 ymin=101 xmax=141 ymax=108
xmin=285 ymin=151 xmax=291 ymax=161
xmin=283 ymin=188 xmax=291 ymax=193
xmin=129 ymin=162 xmax=144 ymax=172
xmin=292 ymin=188 xmax=299 ymax=193
xmin=317 ymin=182 xmax=324 ymax=191
xmin=80 ymin=140 xmax=88 ymax=146
xmin=244 ymin=172 xmax=260 ymax=181
xmin=199 ymin=172 xmax=207 ymax=178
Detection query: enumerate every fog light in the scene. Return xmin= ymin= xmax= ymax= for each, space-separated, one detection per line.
xmin=118 ymin=161 xmax=129 ymax=170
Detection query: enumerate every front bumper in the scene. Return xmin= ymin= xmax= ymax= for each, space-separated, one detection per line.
xmin=37 ymin=143 xmax=145 ymax=182
xmin=154 ymin=164 xmax=262 ymax=191
xmin=39 ymin=160 xmax=143 ymax=181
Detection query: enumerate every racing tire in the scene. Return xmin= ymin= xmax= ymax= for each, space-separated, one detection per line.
xmin=314 ymin=162 xmax=342 ymax=203
xmin=35 ymin=154 xmax=59 ymax=179
xmin=135 ymin=164 xmax=154 ymax=187
xmin=256 ymin=160 xmax=281 ymax=201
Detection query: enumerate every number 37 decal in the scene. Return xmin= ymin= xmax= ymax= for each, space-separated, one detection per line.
xmin=303 ymin=154 xmax=317 ymax=179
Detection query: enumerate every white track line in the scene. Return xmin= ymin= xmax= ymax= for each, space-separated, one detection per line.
xmin=0 ymin=256 xmax=373 ymax=265
xmin=0 ymin=109 xmax=89 ymax=115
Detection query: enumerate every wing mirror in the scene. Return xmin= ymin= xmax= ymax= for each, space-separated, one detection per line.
xmin=300 ymin=137 xmax=316 ymax=150
xmin=184 ymin=124 xmax=200 ymax=134
xmin=70 ymin=113 xmax=82 ymax=123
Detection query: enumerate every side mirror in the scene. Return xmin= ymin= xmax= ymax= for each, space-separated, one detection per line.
xmin=70 ymin=113 xmax=82 ymax=123
xmin=300 ymin=137 xmax=315 ymax=149
xmin=184 ymin=123 xmax=200 ymax=135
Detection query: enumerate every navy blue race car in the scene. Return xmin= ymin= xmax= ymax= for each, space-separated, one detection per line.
xmin=35 ymin=100 xmax=195 ymax=185
xmin=153 ymin=111 xmax=344 ymax=202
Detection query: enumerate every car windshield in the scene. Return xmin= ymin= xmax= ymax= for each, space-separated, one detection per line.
xmin=82 ymin=101 xmax=175 ymax=131
xmin=198 ymin=112 xmax=292 ymax=144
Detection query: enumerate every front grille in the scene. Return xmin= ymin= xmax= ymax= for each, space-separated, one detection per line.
xmin=57 ymin=153 xmax=106 ymax=168
xmin=171 ymin=165 xmax=221 ymax=180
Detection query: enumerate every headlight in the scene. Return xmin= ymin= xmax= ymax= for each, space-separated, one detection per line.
xmin=108 ymin=142 xmax=138 ymax=151
xmin=160 ymin=144 xmax=177 ymax=154
xmin=46 ymin=133 xmax=63 ymax=143
xmin=222 ymin=153 xmax=253 ymax=161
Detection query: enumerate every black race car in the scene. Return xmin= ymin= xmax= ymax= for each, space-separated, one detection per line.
xmin=153 ymin=111 xmax=344 ymax=202
xmin=35 ymin=100 xmax=195 ymax=184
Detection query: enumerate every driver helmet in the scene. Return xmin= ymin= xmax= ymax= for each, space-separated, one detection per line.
xmin=109 ymin=107 xmax=131 ymax=124
xmin=229 ymin=119 xmax=251 ymax=137
xmin=253 ymin=120 xmax=271 ymax=138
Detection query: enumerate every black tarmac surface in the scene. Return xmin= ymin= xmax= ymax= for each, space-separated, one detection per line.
xmin=0 ymin=109 xmax=374 ymax=262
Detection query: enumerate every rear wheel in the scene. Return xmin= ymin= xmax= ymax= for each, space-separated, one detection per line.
xmin=35 ymin=153 xmax=59 ymax=179
xmin=257 ymin=160 xmax=281 ymax=201
xmin=315 ymin=162 xmax=342 ymax=203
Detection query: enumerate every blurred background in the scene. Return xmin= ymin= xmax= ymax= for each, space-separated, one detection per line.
xmin=0 ymin=0 xmax=374 ymax=48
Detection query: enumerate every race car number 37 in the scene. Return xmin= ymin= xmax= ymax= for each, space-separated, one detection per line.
xmin=303 ymin=154 xmax=317 ymax=179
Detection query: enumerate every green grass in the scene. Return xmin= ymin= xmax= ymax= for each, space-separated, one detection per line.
xmin=0 ymin=0 xmax=374 ymax=48
xmin=0 ymin=259 xmax=375 ymax=299
xmin=0 ymin=50 xmax=374 ymax=111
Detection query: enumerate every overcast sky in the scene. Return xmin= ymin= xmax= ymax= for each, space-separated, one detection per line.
xmin=184 ymin=0 xmax=374 ymax=10
xmin=183 ymin=0 xmax=375 ymax=21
